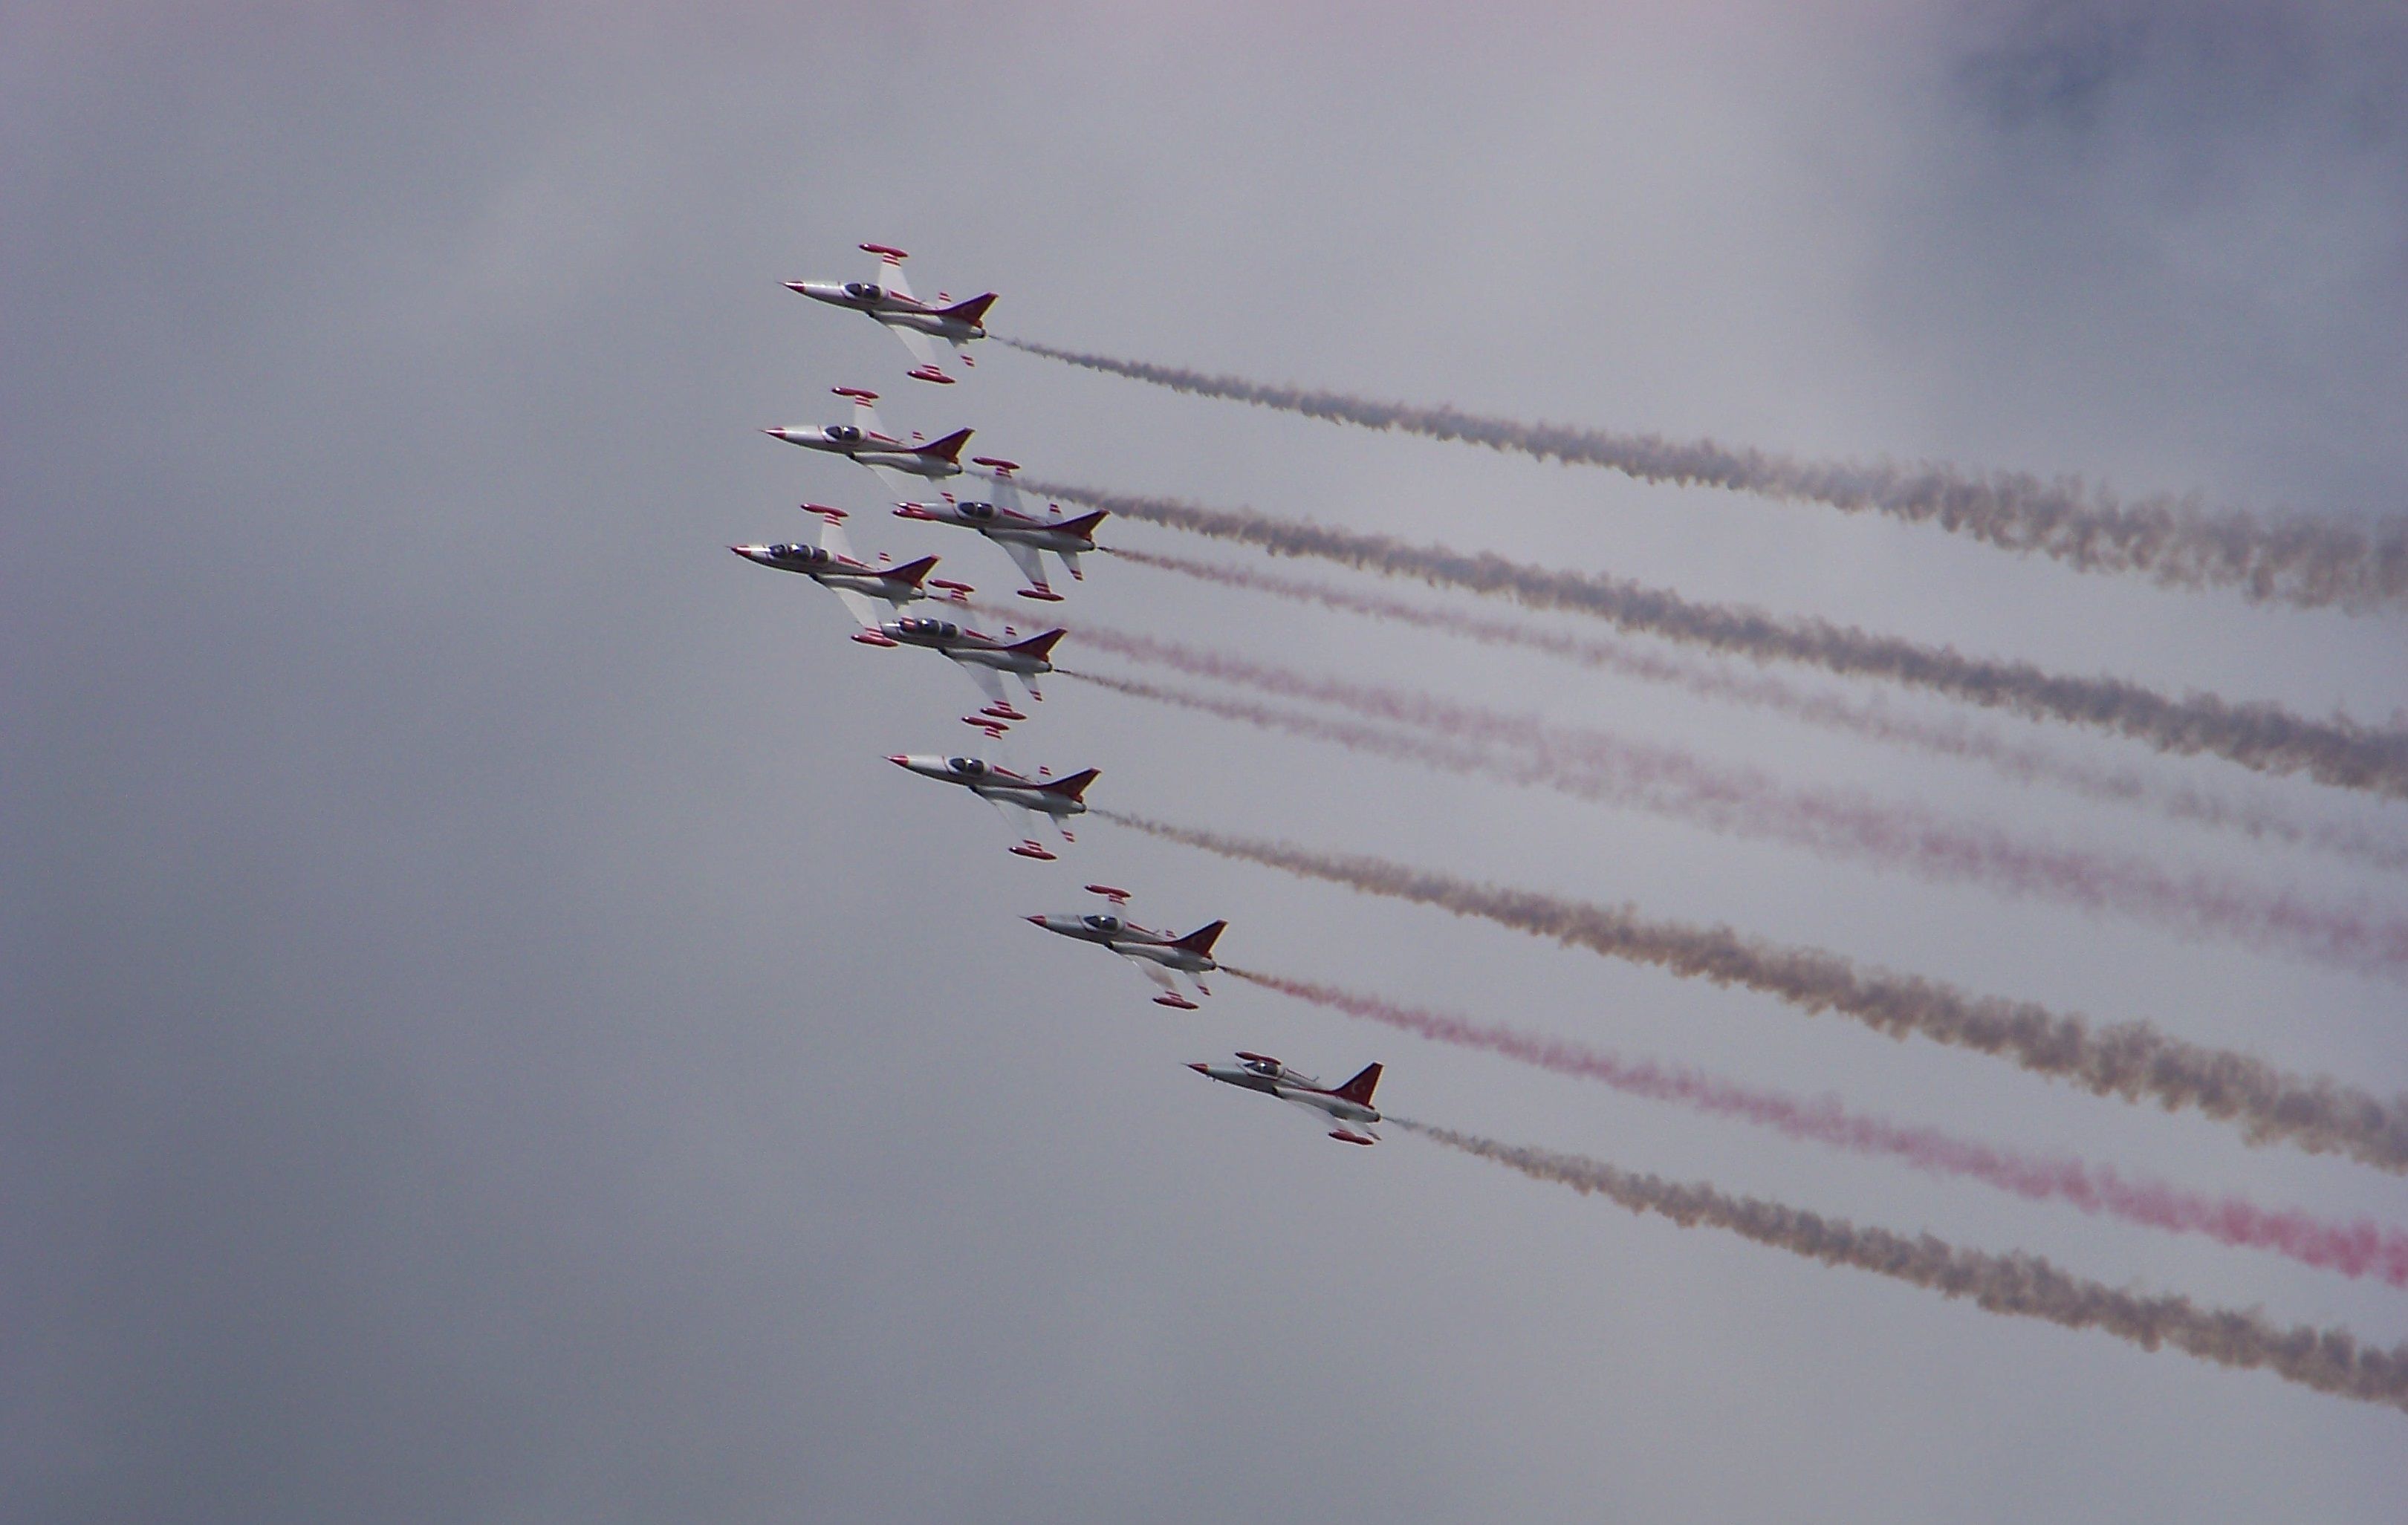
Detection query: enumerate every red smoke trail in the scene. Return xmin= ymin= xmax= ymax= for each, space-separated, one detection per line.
xmin=1001 ymin=337 xmax=2408 ymax=612
xmin=1396 ymin=1120 xmax=2408 ymax=1415
xmin=1054 ymin=646 xmax=2408 ymax=981
xmin=1014 ymin=476 xmax=2408 ymax=799
xmin=1094 ymin=809 xmax=2408 ymax=1173
xmin=1111 ymin=545 xmax=2408 ymax=877
xmin=1233 ymin=966 xmax=2408 ymax=1285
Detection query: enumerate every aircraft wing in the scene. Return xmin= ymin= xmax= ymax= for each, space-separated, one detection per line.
xmin=811 ymin=513 xmax=858 ymax=564
xmin=961 ymin=662 xmax=1008 ymax=707
xmin=1282 ymin=1094 xmax=1376 ymax=1145
xmin=827 ymin=585 xmax=884 ymax=630
xmin=999 ymin=538 xmax=1054 ymax=596
xmin=886 ymin=323 xmax=938 ymax=367
xmin=877 ymin=255 xmax=914 ymax=303
xmin=863 ymin=462 xmax=923 ymax=499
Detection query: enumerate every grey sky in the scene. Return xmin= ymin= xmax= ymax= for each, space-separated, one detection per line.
xmin=6 ymin=3 xmax=2405 ymax=1521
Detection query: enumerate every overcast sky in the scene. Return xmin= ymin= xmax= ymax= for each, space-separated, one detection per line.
xmin=7 ymin=3 xmax=2407 ymax=1521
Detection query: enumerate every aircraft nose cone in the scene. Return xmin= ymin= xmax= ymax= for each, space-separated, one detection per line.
xmin=782 ymin=282 xmax=806 ymax=293
xmin=1187 ymin=1062 xmax=1210 ymax=1074
xmin=887 ymin=755 xmax=909 ymax=767
xmin=1025 ymin=915 xmax=1047 ymax=926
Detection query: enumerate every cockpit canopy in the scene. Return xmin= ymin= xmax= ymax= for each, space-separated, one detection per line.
xmin=825 ymin=424 xmax=863 ymax=444
xmin=1081 ymin=914 xmax=1123 ymax=934
xmin=843 ymin=282 xmax=883 ymax=302
xmin=899 ymin=618 xmax=960 ymax=638
xmin=946 ymin=757 xmax=987 ymax=776
xmin=955 ymin=500 xmax=996 ymax=521
xmin=1240 ymin=1057 xmax=1282 ymax=1079
xmin=770 ymin=543 xmax=828 ymax=563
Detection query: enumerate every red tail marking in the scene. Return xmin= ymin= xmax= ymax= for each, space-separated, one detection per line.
xmin=916 ymin=428 xmax=974 ymax=464
xmin=1007 ymin=628 xmax=1066 ymax=660
xmin=1038 ymin=767 xmax=1100 ymax=802
xmin=1053 ymin=510 xmax=1107 ymax=538
xmin=937 ymin=293 xmax=996 ymax=326
xmin=884 ymin=556 xmax=940 ymax=588
xmin=1170 ymin=920 xmax=1227 ymax=957
xmin=1329 ymin=1063 xmax=1383 ymax=1108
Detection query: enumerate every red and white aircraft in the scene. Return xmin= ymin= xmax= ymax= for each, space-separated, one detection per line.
xmin=729 ymin=506 xmax=966 ymax=634
xmin=1187 ymin=1053 xmax=1384 ymax=1145
xmin=886 ymin=754 xmax=1098 ymax=861
xmin=765 ymin=388 xmax=972 ymax=497
xmin=785 ymin=244 xmax=994 ymax=385
xmin=897 ymin=459 xmax=1103 ymax=602
xmin=872 ymin=615 xmax=1062 ymax=728
xmin=1027 ymin=885 xmax=1225 ymax=1009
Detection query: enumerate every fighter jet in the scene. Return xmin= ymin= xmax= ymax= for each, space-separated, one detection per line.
xmin=765 ymin=388 xmax=972 ymax=498
xmin=785 ymin=244 xmax=994 ymax=385
xmin=896 ymin=459 xmax=1104 ymax=603
xmin=887 ymin=754 xmax=1098 ymax=861
xmin=1027 ymin=885 xmax=1225 ymax=1009
xmin=729 ymin=506 xmax=969 ymax=635
xmin=1187 ymin=1053 xmax=1383 ymax=1145
xmin=872 ymin=615 xmax=1062 ymax=728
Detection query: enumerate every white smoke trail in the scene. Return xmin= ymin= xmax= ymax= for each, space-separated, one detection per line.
xmin=1094 ymin=810 xmax=2408 ymax=1173
xmin=1018 ymin=477 xmax=2408 ymax=799
xmin=1001 ymin=338 xmax=2408 ymax=612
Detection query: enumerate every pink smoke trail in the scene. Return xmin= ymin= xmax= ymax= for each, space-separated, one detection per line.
xmin=1051 ymin=645 xmax=2408 ymax=981
xmin=1396 ymin=1120 xmax=2408 ymax=1415
xmin=1233 ymin=966 xmax=2408 ymax=1285
xmin=1001 ymin=337 xmax=2408 ymax=613
xmin=1094 ymin=808 xmax=2408 ymax=1174
xmin=1111 ymin=545 xmax=2408 ymax=877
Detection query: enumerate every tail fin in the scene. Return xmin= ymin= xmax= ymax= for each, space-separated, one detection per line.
xmin=1038 ymin=767 xmax=1099 ymax=802
xmin=1330 ymin=1062 xmax=1382 ymax=1108
xmin=916 ymin=428 xmax=974 ymax=464
xmin=1171 ymin=920 xmax=1227 ymax=957
xmin=1054 ymin=509 xmax=1107 ymax=538
xmin=885 ymin=556 xmax=940 ymax=588
xmin=937 ymin=293 xmax=996 ymax=327
xmin=1007 ymin=628 xmax=1067 ymax=661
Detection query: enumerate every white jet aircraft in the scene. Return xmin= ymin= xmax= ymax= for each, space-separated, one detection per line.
xmin=895 ymin=458 xmax=1103 ymax=603
xmin=765 ymin=388 xmax=973 ymax=497
xmin=1187 ymin=1053 xmax=1384 ymax=1145
xmin=729 ymin=506 xmax=969 ymax=636
xmin=886 ymin=754 xmax=1099 ymax=861
xmin=1026 ymin=885 xmax=1226 ymax=1009
xmin=785 ymin=244 xmax=994 ymax=385
xmin=871 ymin=615 xmax=1062 ymax=728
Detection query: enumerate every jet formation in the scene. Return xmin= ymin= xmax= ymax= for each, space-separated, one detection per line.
xmin=739 ymin=242 xmax=1384 ymax=1142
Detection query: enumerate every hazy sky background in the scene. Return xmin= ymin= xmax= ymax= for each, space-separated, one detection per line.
xmin=7 ymin=3 xmax=2407 ymax=1521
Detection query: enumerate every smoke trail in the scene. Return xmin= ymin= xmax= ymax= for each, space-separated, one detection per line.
xmin=1395 ymin=1119 xmax=2408 ymax=1414
xmin=1113 ymin=545 xmax=2408 ymax=876
xmin=1094 ymin=810 xmax=2408 ymax=1172
xmin=1233 ymin=966 xmax=2408 ymax=1284
xmin=1000 ymin=338 xmax=2408 ymax=612
xmin=1025 ymin=478 xmax=2408 ymax=799
xmin=1057 ymin=656 xmax=2408 ymax=980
